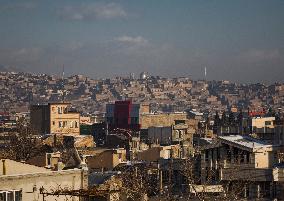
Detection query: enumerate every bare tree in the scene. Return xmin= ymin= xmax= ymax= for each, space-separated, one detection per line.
xmin=1 ymin=119 xmax=42 ymax=161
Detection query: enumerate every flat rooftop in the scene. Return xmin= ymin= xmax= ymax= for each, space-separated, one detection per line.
xmin=218 ymin=135 xmax=273 ymax=149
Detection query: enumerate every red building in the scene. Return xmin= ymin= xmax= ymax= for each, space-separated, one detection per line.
xmin=106 ymin=100 xmax=141 ymax=131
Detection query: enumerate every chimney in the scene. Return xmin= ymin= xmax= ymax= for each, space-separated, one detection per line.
xmin=2 ymin=159 xmax=6 ymax=175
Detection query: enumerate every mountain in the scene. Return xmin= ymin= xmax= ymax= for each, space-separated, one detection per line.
xmin=0 ymin=65 xmax=23 ymax=72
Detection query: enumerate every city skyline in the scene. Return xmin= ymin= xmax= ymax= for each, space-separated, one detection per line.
xmin=0 ymin=0 xmax=283 ymax=83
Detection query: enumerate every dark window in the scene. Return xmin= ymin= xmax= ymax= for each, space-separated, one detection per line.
xmin=175 ymin=120 xmax=185 ymax=125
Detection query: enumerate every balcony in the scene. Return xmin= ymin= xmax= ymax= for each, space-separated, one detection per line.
xmin=220 ymin=167 xmax=273 ymax=181
xmin=222 ymin=160 xmax=255 ymax=169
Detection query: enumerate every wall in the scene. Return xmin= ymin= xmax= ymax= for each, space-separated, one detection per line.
xmin=30 ymin=105 xmax=50 ymax=134
xmin=0 ymin=169 xmax=87 ymax=201
xmin=140 ymin=113 xmax=187 ymax=129
xmin=86 ymin=150 xmax=126 ymax=171
xmin=254 ymin=151 xmax=275 ymax=168
xmin=137 ymin=147 xmax=161 ymax=162
xmin=49 ymin=104 xmax=80 ymax=135
xmin=0 ymin=159 xmax=49 ymax=175
xmin=148 ymin=126 xmax=172 ymax=145
xmin=252 ymin=117 xmax=275 ymax=129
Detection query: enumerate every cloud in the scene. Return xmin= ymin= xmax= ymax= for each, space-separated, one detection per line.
xmin=239 ymin=49 xmax=282 ymax=62
xmin=114 ymin=36 xmax=149 ymax=46
xmin=59 ymin=3 xmax=127 ymax=21
xmin=0 ymin=2 xmax=36 ymax=12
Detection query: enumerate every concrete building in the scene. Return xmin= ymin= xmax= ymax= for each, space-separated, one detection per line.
xmin=251 ymin=117 xmax=276 ymax=141
xmin=85 ymin=148 xmax=127 ymax=172
xmin=137 ymin=145 xmax=182 ymax=162
xmin=148 ymin=124 xmax=192 ymax=146
xmin=106 ymin=100 xmax=143 ymax=131
xmin=0 ymin=159 xmax=87 ymax=201
xmin=140 ymin=112 xmax=188 ymax=129
xmin=200 ymin=135 xmax=280 ymax=199
xmin=30 ymin=103 xmax=80 ymax=135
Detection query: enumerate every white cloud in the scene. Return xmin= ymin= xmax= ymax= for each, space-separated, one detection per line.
xmin=59 ymin=3 xmax=127 ymax=21
xmin=115 ymin=36 xmax=149 ymax=46
xmin=239 ymin=49 xmax=282 ymax=62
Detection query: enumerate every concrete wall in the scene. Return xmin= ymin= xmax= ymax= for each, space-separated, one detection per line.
xmin=137 ymin=147 xmax=162 ymax=162
xmin=30 ymin=105 xmax=50 ymax=134
xmin=0 ymin=169 xmax=87 ymax=201
xmin=140 ymin=113 xmax=187 ymax=129
xmin=254 ymin=151 xmax=273 ymax=168
xmin=0 ymin=159 xmax=87 ymax=201
xmin=252 ymin=117 xmax=275 ymax=129
xmin=148 ymin=126 xmax=172 ymax=144
xmin=0 ymin=159 xmax=49 ymax=175
xmin=30 ymin=103 xmax=80 ymax=135
xmin=49 ymin=104 xmax=80 ymax=135
xmin=86 ymin=150 xmax=126 ymax=171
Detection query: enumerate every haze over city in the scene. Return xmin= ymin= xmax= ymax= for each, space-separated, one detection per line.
xmin=0 ymin=0 xmax=283 ymax=82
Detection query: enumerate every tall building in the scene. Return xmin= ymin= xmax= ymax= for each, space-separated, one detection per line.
xmin=30 ymin=103 xmax=80 ymax=135
xmin=106 ymin=100 xmax=143 ymax=131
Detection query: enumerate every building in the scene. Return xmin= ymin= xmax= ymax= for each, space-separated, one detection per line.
xmin=106 ymin=100 xmax=142 ymax=131
xmin=30 ymin=103 xmax=80 ymax=135
xmin=85 ymin=148 xmax=127 ymax=172
xmin=200 ymin=135 xmax=280 ymax=199
xmin=137 ymin=145 xmax=182 ymax=162
xmin=148 ymin=123 xmax=192 ymax=148
xmin=0 ymin=159 xmax=87 ymax=201
xmin=251 ymin=117 xmax=276 ymax=141
xmin=139 ymin=112 xmax=188 ymax=130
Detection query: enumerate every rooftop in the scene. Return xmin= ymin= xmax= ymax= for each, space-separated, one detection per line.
xmin=218 ymin=135 xmax=273 ymax=149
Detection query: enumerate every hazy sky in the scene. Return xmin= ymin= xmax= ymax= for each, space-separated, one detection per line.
xmin=0 ymin=0 xmax=283 ymax=83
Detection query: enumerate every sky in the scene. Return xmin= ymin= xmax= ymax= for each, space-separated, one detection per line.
xmin=0 ymin=0 xmax=283 ymax=83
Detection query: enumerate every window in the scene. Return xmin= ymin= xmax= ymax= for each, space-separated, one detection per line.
xmin=46 ymin=153 xmax=52 ymax=167
xmin=70 ymin=121 xmax=74 ymax=128
xmin=0 ymin=190 xmax=22 ymax=201
xmin=75 ymin=121 xmax=78 ymax=128
xmin=63 ymin=121 xmax=67 ymax=128
xmin=0 ymin=192 xmax=6 ymax=201
xmin=175 ymin=120 xmax=185 ymax=125
xmin=265 ymin=121 xmax=271 ymax=126
xmin=59 ymin=121 xmax=62 ymax=128
xmin=52 ymin=121 xmax=55 ymax=126
xmin=7 ymin=192 xmax=13 ymax=201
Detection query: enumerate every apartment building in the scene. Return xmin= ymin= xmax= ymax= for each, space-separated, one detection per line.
xmin=30 ymin=103 xmax=80 ymax=135
xmin=201 ymin=135 xmax=280 ymax=199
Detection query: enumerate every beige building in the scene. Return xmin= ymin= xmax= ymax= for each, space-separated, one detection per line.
xmin=0 ymin=159 xmax=87 ymax=201
xmin=137 ymin=145 xmax=182 ymax=162
xmin=140 ymin=112 xmax=188 ymax=129
xmin=252 ymin=117 xmax=275 ymax=129
xmin=30 ymin=103 xmax=80 ymax=135
xmin=251 ymin=117 xmax=276 ymax=142
xmin=85 ymin=148 xmax=127 ymax=172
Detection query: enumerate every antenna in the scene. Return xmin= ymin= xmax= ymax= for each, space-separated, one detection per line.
xmin=62 ymin=64 xmax=65 ymax=103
